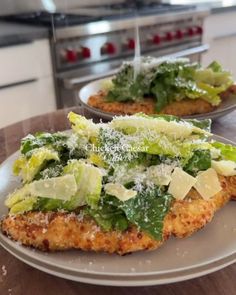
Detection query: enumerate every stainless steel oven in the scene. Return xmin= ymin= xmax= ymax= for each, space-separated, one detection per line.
xmin=58 ymin=43 xmax=208 ymax=108
xmin=3 ymin=2 xmax=209 ymax=109
xmin=52 ymin=6 xmax=209 ymax=108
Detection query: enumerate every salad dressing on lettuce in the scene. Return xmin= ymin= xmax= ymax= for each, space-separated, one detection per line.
xmin=5 ymin=113 xmax=236 ymax=240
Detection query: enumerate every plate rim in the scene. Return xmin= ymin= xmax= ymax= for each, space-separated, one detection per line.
xmin=1 ymin=233 xmax=236 ymax=286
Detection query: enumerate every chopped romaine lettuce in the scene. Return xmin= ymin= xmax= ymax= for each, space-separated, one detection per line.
xmin=136 ymin=112 xmax=212 ymax=132
xmin=20 ymin=132 xmax=87 ymax=168
xmin=207 ymin=61 xmax=222 ymax=72
xmin=13 ymin=147 xmax=59 ymax=183
xmin=184 ymin=150 xmax=211 ymax=176
xmin=211 ymin=141 xmax=236 ymax=162
xmin=9 ymin=197 xmax=38 ymax=214
xmin=212 ymin=160 xmax=236 ymax=176
xmin=68 ymin=112 xmax=99 ymax=140
xmin=5 ymin=185 xmax=38 ymax=214
xmin=195 ymin=82 xmax=222 ymax=106
xmin=33 ymin=198 xmax=67 ymax=212
xmin=105 ymin=63 xmax=153 ymax=102
xmin=195 ymin=61 xmax=233 ymax=87
xmin=186 ymin=118 xmax=212 ymax=132
xmin=104 ymin=186 xmax=173 ymax=240
xmin=104 ymin=58 xmax=233 ymax=111
xmin=86 ymin=204 xmax=128 ymax=232
xmin=87 ymin=185 xmax=173 ymax=239
xmin=28 ymin=175 xmax=77 ymax=200
xmin=63 ymin=160 xmax=103 ymax=208
xmin=110 ymin=115 xmax=210 ymax=139
xmin=5 ymin=185 xmax=31 ymax=208
xmin=98 ymin=114 xmax=212 ymax=167
xmin=20 ymin=132 xmax=68 ymax=156
xmin=101 ymin=78 xmax=114 ymax=91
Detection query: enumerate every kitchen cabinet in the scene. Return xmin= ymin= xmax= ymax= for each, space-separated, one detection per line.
xmin=0 ymin=77 xmax=55 ymax=128
xmin=0 ymin=39 xmax=56 ymax=128
xmin=202 ymin=11 xmax=236 ymax=79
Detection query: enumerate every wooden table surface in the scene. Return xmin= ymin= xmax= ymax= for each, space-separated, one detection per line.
xmin=0 ymin=108 xmax=236 ymax=295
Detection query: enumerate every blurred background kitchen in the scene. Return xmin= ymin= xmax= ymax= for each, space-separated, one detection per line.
xmin=0 ymin=0 xmax=235 ymax=128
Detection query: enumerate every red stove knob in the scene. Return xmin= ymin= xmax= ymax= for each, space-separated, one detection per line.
xmin=187 ymin=27 xmax=195 ymax=37
xmin=153 ymin=34 xmax=161 ymax=44
xmin=127 ymin=38 xmax=135 ymax=50
xmin=196 ymin=26 xmax=203 ymax=35
xmin=66 ymin=49 xmax=77 ymax=62
xmin=165 ymin=32 xmax=174 ymax=41
xmin=175 ymin=30 xmax=184 ymax=39
xmin=81 ymin=47 xmax=91 ymax=58
xmin=101 ymin=42 xmax=116 ymax=55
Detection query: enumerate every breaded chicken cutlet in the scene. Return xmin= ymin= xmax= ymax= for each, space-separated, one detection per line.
xmin=86 ymin=58 xmax=236 ymax=117
xmin=88 ymin=91 xmax=215 ymax=117
xmin=88 ymin=85 xmax=236 ymax=117
xmin=2 ymin=112 xmax=236 ymax=256
xmin=2 ymin=175 xmax=236 ymax=255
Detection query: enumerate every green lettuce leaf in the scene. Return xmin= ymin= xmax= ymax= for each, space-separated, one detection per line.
xmin=68 ymin=112 xmax=99 ymax=140
xmin=105 ymin=58 xmax=233 ymax=111
xmin=86 ymin=204 xmax=128 ymax=232
xmin=63 ymin=160 xmax=103 ymax=209
xmin=184 ymin=149 xmax=211 ymax=176
xmin=13 ymin=147 xmax=60 ymax=183
xmin=102 ymin=186 xmax=173 ymax=240
xmin=106 ymin=63 xmax=153 ymax=102
xmin=121 ymin=188 xmax=173 ymax=240
xmin=135 ymin=113 xmax=212 ymax=132
xmin=21 ymin=132 xmax=68 ymax=156
xmin=20 ymin=131 xmax=87 ymax=168
xmin=211 ymin=141 xmax=236 ymax=162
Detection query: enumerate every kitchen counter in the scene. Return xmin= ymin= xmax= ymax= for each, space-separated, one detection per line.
xmin=1 ymin=107 xmax=236 ymax=294
xmin=170 ymin=0 xmax=236 ymax=14
xmin=203 ymin=0 xmax=236 ymax=14
xmin=0 ymin=21 xmax=49 ymax=47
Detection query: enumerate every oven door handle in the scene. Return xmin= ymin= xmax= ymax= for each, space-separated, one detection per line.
xmin=63 ymin=69 xmax=119 ymax=90
xmin=63 ymin=44 xmax=209 ymax=90
xmin=164 ymin=44 xmax=209 ymax=59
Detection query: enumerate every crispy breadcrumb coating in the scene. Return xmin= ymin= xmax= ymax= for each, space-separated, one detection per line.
xmin=2 ymin=175 xmax=236 ymax=255
xmin=87 ymin=85 xmax=236 ymax=117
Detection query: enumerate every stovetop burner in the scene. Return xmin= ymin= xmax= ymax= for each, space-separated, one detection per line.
xmin=2 ymin=12 xmax=102 ymax=27
xmin=1 ymin=2 xmax=196 ymax=28
xmin=88 ymin=2 xmax=195 ymax=16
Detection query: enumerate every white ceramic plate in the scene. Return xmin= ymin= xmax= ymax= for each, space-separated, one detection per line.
xmin=1 ymin=135 xmax=236 ymax=286
xmin=79 ymin=78 xmax=236 ymax=121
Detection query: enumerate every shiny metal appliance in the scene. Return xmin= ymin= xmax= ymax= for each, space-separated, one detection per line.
xmin=4 ymin=1 xmax=209 ymax=108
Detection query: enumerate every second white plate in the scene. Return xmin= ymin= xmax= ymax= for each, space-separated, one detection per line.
xmin=78 ymin=78 xmax=236 ymax=121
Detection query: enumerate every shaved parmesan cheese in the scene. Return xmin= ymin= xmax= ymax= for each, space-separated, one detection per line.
xmin=168 ymin=167 xmax=197 ymax=200
xmin=211 ymin=160 xmax=236 ymax=176
xmin=194 ymin=168 xmax=222 ymax=200
xmin=104 ymin=183 xmax=137 ymax=201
